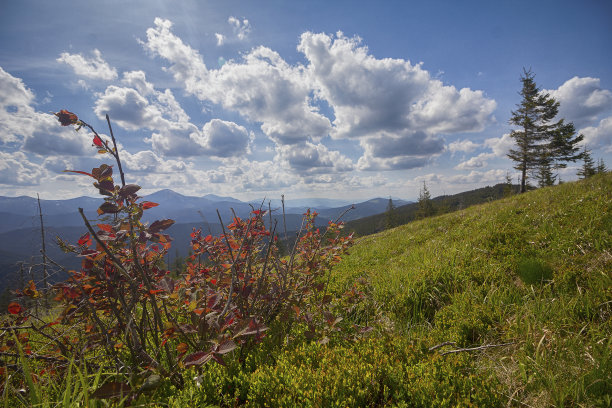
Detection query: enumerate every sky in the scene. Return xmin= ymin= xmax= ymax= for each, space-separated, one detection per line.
xmin=1 ymin=0 xmax=611 ymax=202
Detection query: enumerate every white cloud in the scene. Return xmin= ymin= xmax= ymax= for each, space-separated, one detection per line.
xmin=215 ymin=33 xmax=225 ymax=46
xmin=298 ymin=32 xmax=496 ymax=140
xmin=143 ymin=19 xmax=331 ymax=146
xmin=448 ymin=139 xmax=479 ymax=154
xmin=95 ymin=85 xmax=161 ymax=130
xmin=142 ymin=21 xmax=497 ymax=174
xmin=121 ymin=70 xmax=155 ymax=96
xmin=579 ymin=116 xmax=612 ymax=152
xmin=547 ymin=77 xmax=612 ymax=127
xmin=0 ymin=66 xmax=92 ymax=155
xmin=121 ymin=150 xmax=187 ymax=172
xmin=275 ymin=142 xmax=354 ymax=174
xmin=0 ymin=151 xmax=46 ymax=185
xmin=445 ymin=169 xmax=507 ymax=184
xmin=143 ymin=18 xmax=209 ymax=88
xmin=191 ymin=119 xmax=251 ymax=158
xmin=228 ymin=16 xmax=251 ymax=41
xmin=57 ymin=49 xmax=118 ymax=81
xmin=454 ymin=152 xmax=495 ymax=170
xmin=0 ymin=66 xmax=36 ymax=143
xmin=95 ymin=72 xmax=252 ymax=158
xmin=484 ymin=133 xmax=514 ymax=157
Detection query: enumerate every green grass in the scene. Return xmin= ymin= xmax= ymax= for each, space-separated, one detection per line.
xmin=330 ymin=172 xmax=611 ymax=406
xmin=5 ymin=173 xmax=611 ymax=406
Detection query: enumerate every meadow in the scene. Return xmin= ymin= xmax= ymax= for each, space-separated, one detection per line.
xmin=3 ymin=168 xmax=610 ymax=406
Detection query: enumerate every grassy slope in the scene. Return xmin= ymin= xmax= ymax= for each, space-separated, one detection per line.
xmin=330 ymin=173 xmax=611 ymax=406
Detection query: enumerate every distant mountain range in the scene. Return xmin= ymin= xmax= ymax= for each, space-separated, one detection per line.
xmin=0 ymin=190 xmax=409 ymax=295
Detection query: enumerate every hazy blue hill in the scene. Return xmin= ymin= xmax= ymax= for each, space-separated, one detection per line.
xmin=317 ymin=197 xmax=410 ymax=222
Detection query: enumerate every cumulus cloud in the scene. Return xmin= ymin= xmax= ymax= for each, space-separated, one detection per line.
xmin=547 ymin=77 xmax=612 ymax=127
xmin=298 ymin=31 xmax=496 ymax=139
xmin=0 ymin=66 xmax=36 ymax=143
xmin=95 ymin=71 xmax=252 ymax=158
xmin=142 ymin=20 xmax=496 ymax=173
xmin=579 ymin=116 xmax=612 ymax=152
xmin=121 ymin=150 xmax=188 ymax=172
xmin=448 ymin=139 xmax=479 ymax=154
xmin=0 ymin=151 xmax=46 ymax=185
xmin=95 ymin=85 xmax=161 ymax=130
xmin=356 ymin=131 xmax=443 ymax=171
xmin=121 ymin=70 xmax=155 ymax=96
xmin=445 ymin=169 xmax=507 ymax=184
xmin=484 ymin=133 xmax=514 ymax=157
xmin=454 ymin=152 xmax=495 ymax=170
xmin=0 ymin=67 xmax=92 ymax=155
xmin=275 ymin=142 xmax=353 ymax=174
xmin=142 ymin=18 xmax=331 ymax=147
xmin=57 ymin=49 xmax=118 ymax=80
xmin=190 ymin=119 xmax=251 ymax=158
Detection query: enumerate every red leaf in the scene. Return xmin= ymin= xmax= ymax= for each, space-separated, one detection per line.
xmin=97 ymin=224 xmax=113 ymax=232
xmin=8 ymin=302 xmax=22 ymax=315
xmin=92 ymin=135 xmax=104 ymax=147
xmin=63 ymin=170 xmax=95 ymax=178
xmin=77 ymin=233 xmax=91 ymax=247
xmin=148 ymin=219 xmax=175 ymax=233
xmin=184 ymin=351 xmax=212 ymax=367
xmin=91 ymin=382 xmax=131 ymax=399
xmin=142 ymin=202 xmax=159 ymax=210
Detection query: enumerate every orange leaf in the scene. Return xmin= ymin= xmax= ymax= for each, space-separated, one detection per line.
xmin=142 ymin=202 xmax=159 ymax=210
xmin=177 ymin=342 xmax=188 ymax=354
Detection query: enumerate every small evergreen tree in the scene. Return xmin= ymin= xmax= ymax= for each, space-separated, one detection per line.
xmin=577 ymin=146 xmax=596 ymax=179
xmin=503 ymin=171 xmax=515 ymax=196
xmin=416 ymin=181 xmax=434 ymax=219
xmin=535 ymin=152 xmax=556 ymax=187
xmin=384 ymin=197 xmax=396 ymax=229
xmin=596 ymin=158 xmax=607 ymax=174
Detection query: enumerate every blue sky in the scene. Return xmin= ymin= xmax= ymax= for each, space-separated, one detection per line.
xmin=1 ymin=0 xmax=611 ymax=201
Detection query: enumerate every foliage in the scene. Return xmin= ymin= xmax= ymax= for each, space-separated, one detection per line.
xmin=1 ymin=110 xmax=363 ymax=404
xmin=415 ymin=181 xmax=434 ymax=219
xmin=507 ymin=69 xmax=583 ymax=192
xmin=577 ymin=146 xmax=596 ymax=179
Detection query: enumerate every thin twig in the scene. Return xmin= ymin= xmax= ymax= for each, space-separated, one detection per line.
xmin=428 ymin=341 xmax=457 ymax=352
xmin=105 ymin=114 xmax=126 ymax=187
xmin=78 ymin=208 xmax=132 ymax=282
xmin=439 ymin=342 xmax=515 ymax=356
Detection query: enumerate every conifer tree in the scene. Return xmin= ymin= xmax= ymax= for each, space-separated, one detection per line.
xmin=577 ymin=146 xmax=596 ymax=179
xmin=536 ymin=152 xmax=556 ymax=187
xmin=507 ymin=69 xmax=583 ymax=192
xmin=385 ymin=197 xmax=396 ymax=229
xmin=596 ymin=158 xmax=607 ymax=174
xmin=416 ymin=181 xmax=434 ymax=219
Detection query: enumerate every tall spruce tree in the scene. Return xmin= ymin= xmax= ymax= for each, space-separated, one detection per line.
xmin=507 ymin=69 xmax=583 ymax=192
